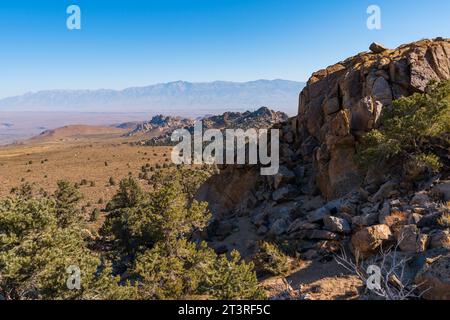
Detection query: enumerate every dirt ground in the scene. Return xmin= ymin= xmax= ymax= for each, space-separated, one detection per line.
xmin=0 ymin=132 xmax=173 ymax=218
xmin=262 ymin=259 xmax=363 ymax=300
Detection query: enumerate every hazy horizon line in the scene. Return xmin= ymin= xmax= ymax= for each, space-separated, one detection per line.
xmin=0 ymin=78 xmax=306 ymax=100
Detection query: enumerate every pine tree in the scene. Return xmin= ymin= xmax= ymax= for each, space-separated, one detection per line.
xmin=53 ymin=180 xmax=83 ymax=228
xmin=0 ymin=196 xmax=136 ymax=300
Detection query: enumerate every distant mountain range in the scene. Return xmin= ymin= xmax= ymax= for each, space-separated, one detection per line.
xmin=0 ymin=80 xmax=305 ymax=116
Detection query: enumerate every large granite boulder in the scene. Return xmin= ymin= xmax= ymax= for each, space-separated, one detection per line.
xmin=295 ymin=38 xmax=450 ymax=199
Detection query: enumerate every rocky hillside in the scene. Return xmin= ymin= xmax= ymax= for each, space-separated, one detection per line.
xmin=201 ymin=107 xmax=288 ymax=130
xmin=296 ymin=38 xmax=450 ymax=200
xmin=198 ymin=38 xmax=450 ymax=300
xmin=136 ymin=107 xmax=288 ymax=145
xmin=125 ymin=115 xmax=195 ymax=138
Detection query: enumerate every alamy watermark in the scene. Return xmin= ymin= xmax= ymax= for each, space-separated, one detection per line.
xmin=66 ymin=265 xmax=81 ymax=290
xmin=66 ymin=5 xmax=81 ymax=30
xmin=65 ymin=4 xmax=381 ymax=31
xmin=171 ymin=121 xmax=280 ymax=175
xmin=367 ymin=5 xmax=382 ymax=30
xmin=366 ymin=264 xmax=382 ymax=291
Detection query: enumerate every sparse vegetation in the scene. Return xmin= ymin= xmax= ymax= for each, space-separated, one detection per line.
xmin=437 ymin=212 xmax=450 ymax=228
xmin=1 ymin=167 xmax=264 ymax=300
xmin=134 ymin=240 xmax=264 ymax=300
xmin=90 ymin=208 xmax=101 ymax=222
xmin=253 ymin=241 xmax=291 ymax=276
xmin=0 ymin=189 xmax=136 ymax=300
xmin=357 ymin=80 xmax=450 ymax=178
xmin=335 ymin=242 xmax=428 ymax=300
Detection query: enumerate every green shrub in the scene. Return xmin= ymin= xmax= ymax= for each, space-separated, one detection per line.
xmin=148 ymin=167 xmax=213 ymax=202
xmin=102 ymin=176 xmax=210 ymax=254
xmin=1 ymin=168 xmax=263 ymax=300
xmin=409 ymin=153 xmax=443 ymax=174
xmin=134 ymin=240 xmax=264 ymax=300
xmin=90 ymin=208 xmax=100 ymax=222
xmin=358 ymin=81 xmax=450 ymax=174
xmin=10 ymin=182 xmax=35 ymax=199
xmin=206 ymin=250 xmax=266 ymax=300
xmin=134 ymin=239 xmax=215 ymax=299
xmin=253 ymin=241 xmax=291 ymax=276
xmin=0 ymin=196 xmax=136 ymax=300
xmin=102 ymin=170 xmax=264 ymax=300
xmin=53 ymin=180 xmax=83 ymax=228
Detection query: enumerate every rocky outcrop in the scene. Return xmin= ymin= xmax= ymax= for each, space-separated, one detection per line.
xmin=295 ymin=38 xmax=450 ymax=199
xmin=202 ymin=107 xmax=288 ymax=131
xmin=351 ymin=224 xmax=393 ymax=258
xmin=133 ymin=107 xmax=288 ymax=145
xmin=198 ymin=38 xmax=450 ymax=300
xmin=369 ymin=42 xmax=388 ymax=54
xmin=196 ymin=166 xmax=260 ymax=219
xmin=127 ymin=114 xmax=195 ymax=137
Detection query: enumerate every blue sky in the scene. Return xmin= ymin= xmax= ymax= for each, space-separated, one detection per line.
xmin=0 ymin=0 xmax=449 ymax=98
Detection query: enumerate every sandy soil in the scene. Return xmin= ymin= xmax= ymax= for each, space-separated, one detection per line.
xmin=0 ymin=132 xmax=173 ymax=220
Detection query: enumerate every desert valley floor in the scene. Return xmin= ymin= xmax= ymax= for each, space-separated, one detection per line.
xmin=0 ymin=129 xmax=172 ymax=226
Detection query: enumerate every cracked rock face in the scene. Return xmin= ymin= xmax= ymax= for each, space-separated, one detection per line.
xmin=295 ymin=39 xmax=450 ymax=199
